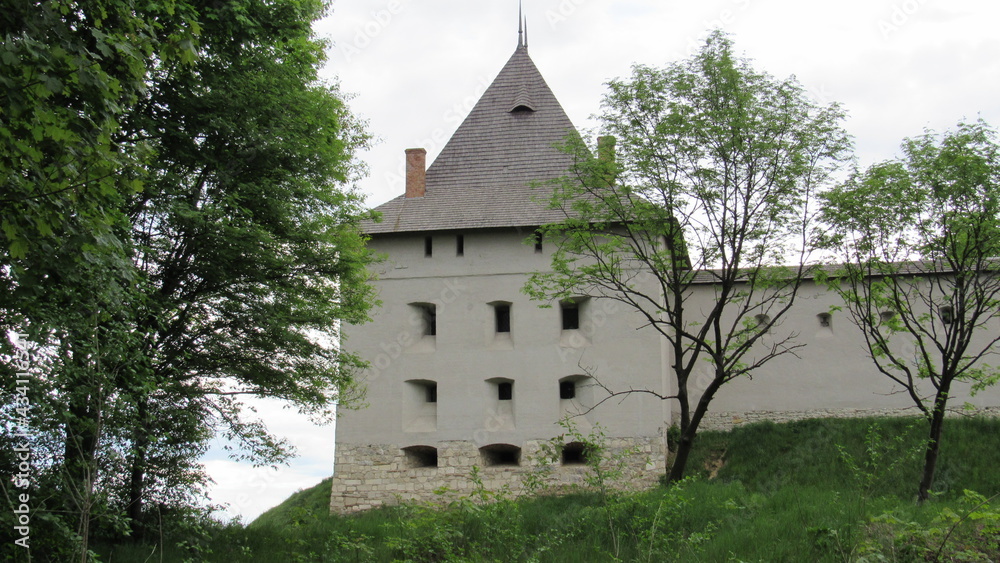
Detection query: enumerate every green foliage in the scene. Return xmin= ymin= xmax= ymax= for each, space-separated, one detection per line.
xmin=837 ymin=421 xmax=923 ymax=503
xmin=525 ymin=29 xmax=852 ymax=484
xmin=91 ymin=416 xmax=1000 ymax=562
xmin=0 ymin=0 xmax=195 ymax=260
xmin=1 ymin=0 xmax=377 ymax=556
xmin=821 ymin=119 xmax=1000 ymax=501
xmin=860 ymin=490 xmax=1000 ymax=562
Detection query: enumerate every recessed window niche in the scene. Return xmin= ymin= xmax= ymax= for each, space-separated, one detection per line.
xmin=558 ymin=375 xmax=594 ymax=419
xmin=816 ymin=312 xmax=833 ymax=337
xmin=488 ymin=301 xmax=513 ymax=349
xmin=561 ymin=441 xmax=590 ymax=465
xmin=485 ymin=378 xmax=516 ymax=431
xmin=479 ymin=443 xmax=521 ymax=467
xmin=402 ymin=445 xmax=438 ymax=468
xmin=560 ymin=298 xmax=591 ymax=347
xmin=403 ymin=379 xmax=438 ymax=433
xmin=408 ymin=302 xmax=437 ymax=352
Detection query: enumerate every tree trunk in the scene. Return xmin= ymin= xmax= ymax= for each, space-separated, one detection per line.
xmin=666 ymin=383 xmax=716 ymax=483
xmin=917 ymin=388 xmax=950 ymax=503
xmin=127 ymin=396 xmax=151 ymax=538
xmin=61 ymin=346 xmax=102 ymax=563
xmin=667 ymin=426 xmax=696 ymax=483
xmin=63 ymin=399 xmax=99 ymax=561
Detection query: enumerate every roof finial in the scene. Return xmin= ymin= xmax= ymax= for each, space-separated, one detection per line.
xmin=517 ymin=1 xmax=524 ymax=48
xmin=524 ymin=15 xmax=528 ymax=49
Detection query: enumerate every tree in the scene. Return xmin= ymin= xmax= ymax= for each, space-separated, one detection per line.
xmin=2 ymin=2 xmax=198 ymax=558
xmin=1 ymin=0 xmax=376 ymax=554
xmin=114 ymin=0 xmax=377 ymax=533
xmin=821 ymin=119 xmax=1000 ymax=503
xmin=525 ymin=31 xmax=851 ymax=482
xmin=0 ymin=0 xmax=197 ymax=261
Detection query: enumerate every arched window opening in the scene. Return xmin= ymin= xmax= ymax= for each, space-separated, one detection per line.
xmin=479 ymin=444 xmax=521 ymax=467
xmin=402 ymin=446 xmax=438 ymax=468
xmin=940 ymin=305 xmax=954 ymax=325
xmin=559 ymin=380 xmax=576 ymax=400
xmin=817 ymin=312 xmax=832 ymax=328
xmin=561 ymin=442 xmax=589 ymax=465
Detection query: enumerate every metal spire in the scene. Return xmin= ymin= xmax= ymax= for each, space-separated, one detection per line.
xmin=517 ymin=1 xmax=524 ymax=48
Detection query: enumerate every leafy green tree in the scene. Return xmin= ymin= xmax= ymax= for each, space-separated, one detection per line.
xmin=111 ymin=0 xmax=376 ymax=535
xmin=1 ymin=2 xmax=197 ymax=558
xmin=0 ymin=0 xmax=197 ymax=261
xmin=2 ymin=0 xmax=376 ymax=555
xmin=526 ymin=31 xmax=851 ymax=482
xmin=821 ymin=119 xmax=1000 ymax=503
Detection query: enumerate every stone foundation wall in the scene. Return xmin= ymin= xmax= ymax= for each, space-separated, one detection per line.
xmin=697 ymin=406 xmax=1000 ymax=432
xmin=329 ymin=437 xmax=666 ymax=513
xmin=331 ymin=408 xmax=1000 ymax=513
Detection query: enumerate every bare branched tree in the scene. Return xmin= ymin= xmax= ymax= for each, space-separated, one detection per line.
xmin=525 ymin=31 xmax=851 ymax=482
xmin=822 ymin=119 xmax=1000 ymax=502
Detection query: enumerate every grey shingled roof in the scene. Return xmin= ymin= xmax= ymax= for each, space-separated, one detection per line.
xmin=365 ymin=44 xmax=580 ymax=234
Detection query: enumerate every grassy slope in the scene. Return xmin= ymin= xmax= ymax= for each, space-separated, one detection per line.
xmin=99 ymin=416 xmax=1000 ymax=562
xmin=252 ymin=477 xmax=335 ymax=528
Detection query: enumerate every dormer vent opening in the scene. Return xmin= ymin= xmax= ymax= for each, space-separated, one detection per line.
xmin=509 ymin=85 xmax=536 ymax=114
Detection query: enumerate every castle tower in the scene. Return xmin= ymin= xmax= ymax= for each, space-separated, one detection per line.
xmin=329 ymin=37 xmax=670 ymax=513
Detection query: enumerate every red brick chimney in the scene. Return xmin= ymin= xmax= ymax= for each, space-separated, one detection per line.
xmin=405 ymin=148 xmax=426 ymax=198
xmin=597 ymin=136 xmax=616 ymax=187
xmin=597 ymin=135 xmax=616 ymax=163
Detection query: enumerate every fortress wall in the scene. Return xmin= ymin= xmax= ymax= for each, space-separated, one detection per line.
xmin=329 ymin=436 xmax=665 ymax=513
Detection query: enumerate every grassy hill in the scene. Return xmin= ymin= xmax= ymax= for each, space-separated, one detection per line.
xmin=99 ymin=416 xmax=1000 ymax=562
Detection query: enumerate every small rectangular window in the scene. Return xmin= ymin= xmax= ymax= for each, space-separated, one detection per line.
xmin=425 ymin=384 xmax=437 ymax=403
xmin=559 ymin=380 xmax=576 ymax=400
xmin=534 ymin=231 xmax=543 ymax=253
xmin=498 ymin=382 xmax=512 ymax=401
xmin=940 ymin=305 xmax=954 ymax=325
xmin=495 ymin=304 xmax=511 ymax=333
xmin=413 ymin=303 xmax=436 ymax=336
xmin=456 ymin=235 xmax=464 ymax=257
xmin=561 ymin=301 xmax=579 ymax=330
xmin=754 ymin=313 xmax=770 ymax=333
xmin=425 ymin=308 xmax=436 ymax=336
xmin=424 ymin=236 xmax=433 ymax=257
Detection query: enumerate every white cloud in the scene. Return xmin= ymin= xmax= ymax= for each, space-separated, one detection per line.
xmin=202 ymin=397 xmax=335 ymax=523
xmin=315 ymin=0 xmax=1000 ymax=208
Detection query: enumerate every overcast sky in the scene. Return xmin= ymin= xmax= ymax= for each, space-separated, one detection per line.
xmin=205 ymin=0 xmax=1000 ymax=521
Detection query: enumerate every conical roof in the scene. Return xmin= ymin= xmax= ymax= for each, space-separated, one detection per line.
xmin=366 ymin=44 xmax=581 ymax=234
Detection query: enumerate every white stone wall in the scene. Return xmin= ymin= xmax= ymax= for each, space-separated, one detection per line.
xmin=329 ymin=437 xmax=665 ymax=513
xmin=334 ymin=230 xmax=1000 ymax=513
xmin=690 ymin=278 xmax=1000 ymax=417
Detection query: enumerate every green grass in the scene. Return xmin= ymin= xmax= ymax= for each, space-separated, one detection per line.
xmin=95 ymin=416 xmax=1000 ymax=562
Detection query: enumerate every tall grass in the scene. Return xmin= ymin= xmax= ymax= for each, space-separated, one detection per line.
xmin=94 ymin=416 xmax=1000 ymax=562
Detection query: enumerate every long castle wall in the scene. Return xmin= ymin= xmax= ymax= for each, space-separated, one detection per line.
xmin=698 ymin=406 xmax=1000 ymax=432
